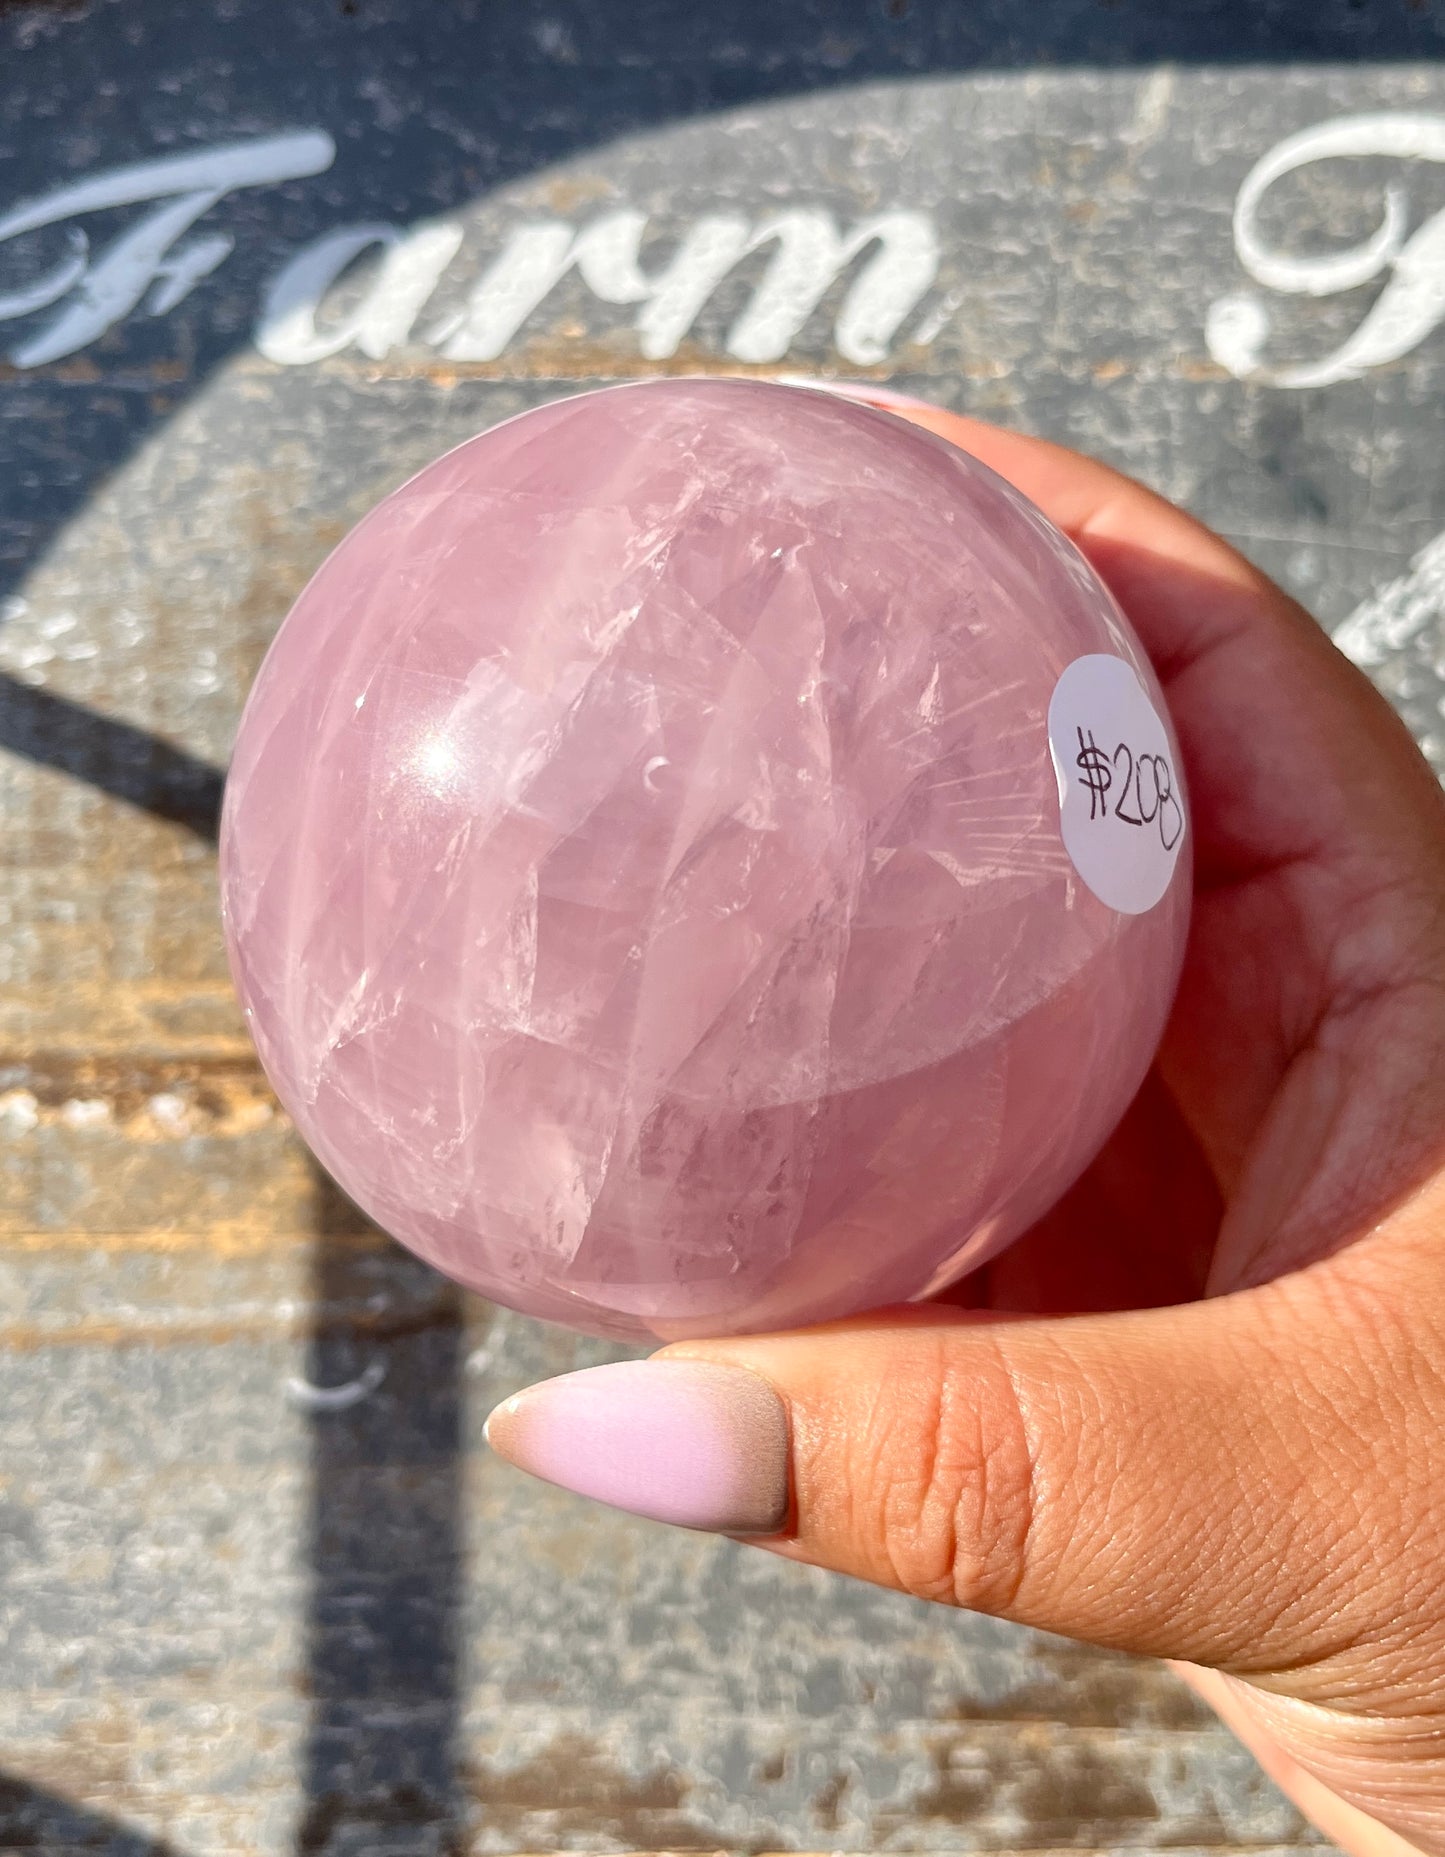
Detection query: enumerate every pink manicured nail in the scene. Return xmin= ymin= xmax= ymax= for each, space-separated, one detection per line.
xmin=484 ymin=1358 xmax=790 ymax=1535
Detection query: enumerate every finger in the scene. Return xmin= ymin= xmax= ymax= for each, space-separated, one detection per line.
xmin=488 ymin=1208 xmax=1445 ymax=1688
xmin=668 ymin=1221 xmax=1445 ymax=1692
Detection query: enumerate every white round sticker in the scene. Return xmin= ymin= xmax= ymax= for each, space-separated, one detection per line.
xmin=1047 ymin=655 xmax=1186 ymax=915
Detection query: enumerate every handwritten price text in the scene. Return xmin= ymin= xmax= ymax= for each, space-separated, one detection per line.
xmin=1074 ymin=728 xmax=1183 ymax=853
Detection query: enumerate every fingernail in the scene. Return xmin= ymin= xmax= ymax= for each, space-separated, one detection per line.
xmin=484 ymin=1358 xmax=790 ymax=1535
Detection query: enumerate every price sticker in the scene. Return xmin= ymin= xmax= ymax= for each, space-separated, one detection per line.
xmin=1047 ymin=655 xmax=1186 ymax=915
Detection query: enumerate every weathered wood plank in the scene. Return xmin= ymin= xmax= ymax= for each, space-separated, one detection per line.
xmin=6 ymin=10 xmax=1444 ymax=1853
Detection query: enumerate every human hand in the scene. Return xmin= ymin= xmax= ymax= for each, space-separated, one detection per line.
xmin=485 ymin=397 xmax=1445 ymax=1857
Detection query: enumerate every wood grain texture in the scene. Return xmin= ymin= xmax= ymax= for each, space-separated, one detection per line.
xmin=5 ymin=5 xmax=1445 ymax=1850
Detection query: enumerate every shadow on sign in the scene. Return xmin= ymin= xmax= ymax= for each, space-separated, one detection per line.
xmin=0 ymin=2 xmax=1441 ymax=1850
xmin=0 ymin=1772 xmax=181 ymax=1855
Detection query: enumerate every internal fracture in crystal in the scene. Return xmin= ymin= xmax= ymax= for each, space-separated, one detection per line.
xmin=220 ymin=380 xmax=1190 ymax=1339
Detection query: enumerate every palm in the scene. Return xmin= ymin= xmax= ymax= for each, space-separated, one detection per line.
xmin=803 ymin=398 xmax=1445 ymax=1857
xmin=964 ymin=841 xmax=1433 ymax=1318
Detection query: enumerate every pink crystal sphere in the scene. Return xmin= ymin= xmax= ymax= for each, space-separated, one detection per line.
xmin=221 ymin=380 xmax=1190 ymax=1340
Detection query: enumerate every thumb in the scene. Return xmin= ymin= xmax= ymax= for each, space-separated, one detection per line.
xmin=486 ymin=1232 xmax=1441 ymax=1687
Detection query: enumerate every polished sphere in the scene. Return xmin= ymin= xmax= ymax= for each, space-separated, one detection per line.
xmin=220 ymin=380 xmax=1190 ymax=1339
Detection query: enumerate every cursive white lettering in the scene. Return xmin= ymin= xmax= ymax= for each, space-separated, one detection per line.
xmin=1207 ymin=113 xmax=1445 ymax=387
xmin=0 ymin=132 xmax=336 ymax=367
xmin=255 ymin=219 xmax=464 ymax=364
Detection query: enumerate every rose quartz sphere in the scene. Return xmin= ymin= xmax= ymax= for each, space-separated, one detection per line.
xmin=221 ymin=380 xmax=1189 ymax=1340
